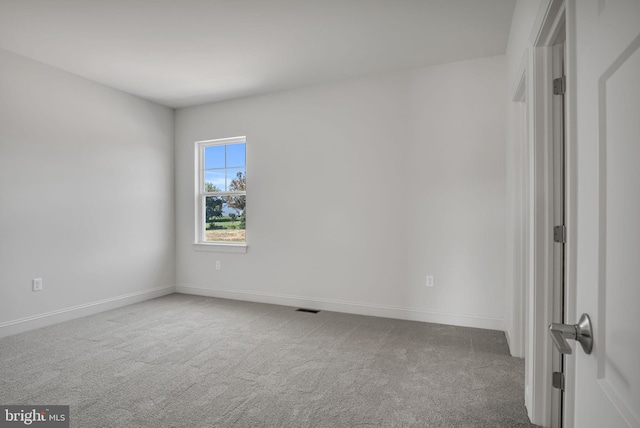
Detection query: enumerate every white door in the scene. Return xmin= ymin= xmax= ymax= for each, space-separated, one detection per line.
xmin=572 ymin=1 xmax=640 ymax=426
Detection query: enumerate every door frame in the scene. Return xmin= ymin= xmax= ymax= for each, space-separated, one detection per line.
xmin=523 ymin=0 xmax=578 ymax=426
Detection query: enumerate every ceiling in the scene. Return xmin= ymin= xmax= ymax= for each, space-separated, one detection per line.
xmin=0 ymin=0 xmax=515 ymax=108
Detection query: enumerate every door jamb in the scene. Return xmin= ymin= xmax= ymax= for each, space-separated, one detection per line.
xmin=525 ymin=0 xmax=576 ymax=426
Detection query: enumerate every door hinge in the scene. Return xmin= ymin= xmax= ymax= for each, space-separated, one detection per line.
xmin=554 ymin=225 xmax=566 ymax=243
xmin=552 ymin=371 xmax=565 ymax=390
xmin=553 ymin=76 xmax=566 ymax=95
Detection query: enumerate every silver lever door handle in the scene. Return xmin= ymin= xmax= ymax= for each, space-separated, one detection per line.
xmin=549 ymin=323 xmax=575 ymax=354
xmin=548 ymin=313 xmax=593 ymax=355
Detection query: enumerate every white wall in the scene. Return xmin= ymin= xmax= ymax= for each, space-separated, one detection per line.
xmin=0 ymin=49 xmax=175 ymax=336
xmin=175 ymin=55 xmax=507 ymax=330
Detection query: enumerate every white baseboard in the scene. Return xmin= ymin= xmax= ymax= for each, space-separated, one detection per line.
xmin=176 ymin=284 xmax=505 ymax=331
xmin=505 ymin=328 xmax=526 ymax=358
xmin=0 ymin=285 xmax=175 ymax=338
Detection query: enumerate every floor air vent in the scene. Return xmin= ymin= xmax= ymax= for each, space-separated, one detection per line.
xmin=296 ymin=308 xmax=320 ymax=314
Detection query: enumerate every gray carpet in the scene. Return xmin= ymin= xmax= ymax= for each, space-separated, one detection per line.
xmin=0 ymin=294 xmax=536 ymax=427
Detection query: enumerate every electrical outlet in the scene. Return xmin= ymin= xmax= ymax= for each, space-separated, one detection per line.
xmin=32 ymin=278 xmax=43 ymax=291
xmin=216 ymin=261 xmax=221 ymax=270
xmin=426 ymin=275 xmax=434 ymax=287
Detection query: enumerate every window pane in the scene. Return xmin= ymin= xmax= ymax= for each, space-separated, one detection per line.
xmin=204 ymin=145 xmax=225 ymax=169
xmin=226 ymin=168 xmax=246 ymax=191
xmin=204 ymin=170 xmax=225 ymax=192
xmin=226 ymin=143 xmax=245 ymax=168
xmin=205 ymin=198 xmax=246 ymax=243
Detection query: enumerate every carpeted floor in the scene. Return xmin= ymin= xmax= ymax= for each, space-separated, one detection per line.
xmin=0 ymin=294 xmax=536 ymax=427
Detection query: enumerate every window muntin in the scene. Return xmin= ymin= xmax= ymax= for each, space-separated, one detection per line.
xmin=196 ymin=137 xmax=246 ymax=245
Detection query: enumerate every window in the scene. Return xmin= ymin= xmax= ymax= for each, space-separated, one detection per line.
xmin=195 ymin=137 xmax=246 ymax=248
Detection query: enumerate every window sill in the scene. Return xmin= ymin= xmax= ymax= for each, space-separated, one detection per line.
xmin=192 ymin=243 xmax=248 ymax=254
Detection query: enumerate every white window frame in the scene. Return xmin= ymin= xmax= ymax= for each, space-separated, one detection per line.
xmin=193 ymin=136 xmax=247 ymax=253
